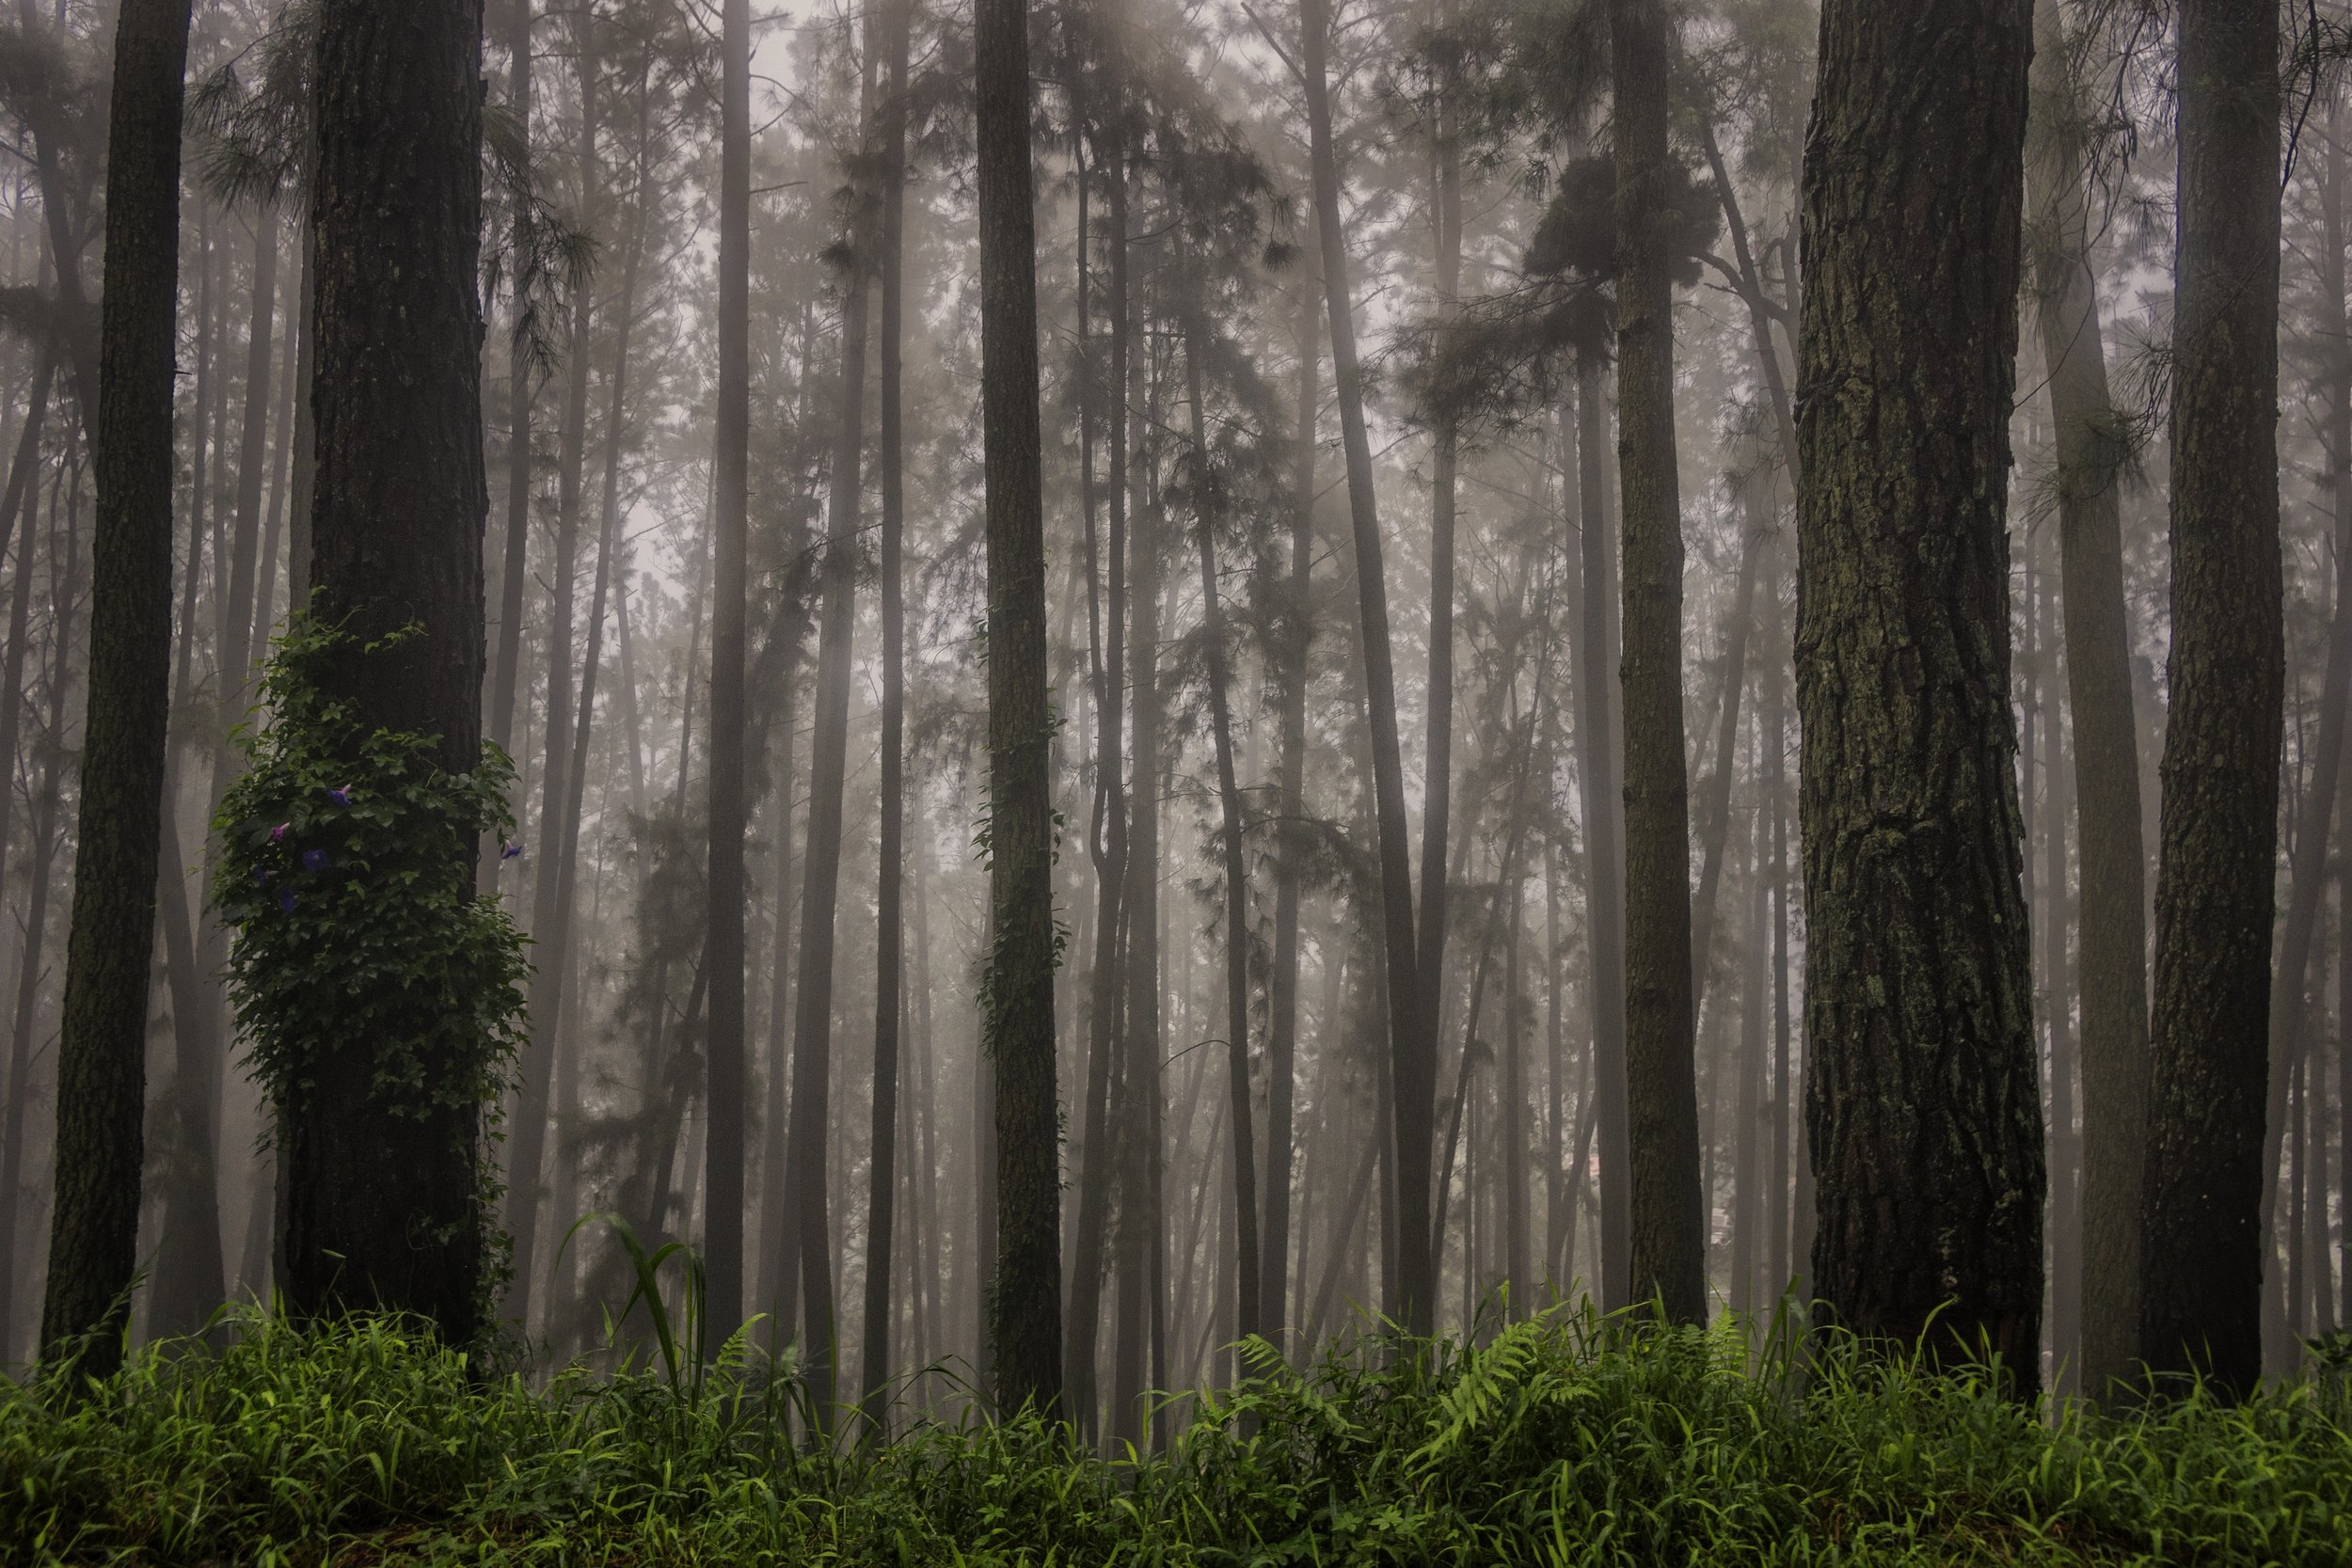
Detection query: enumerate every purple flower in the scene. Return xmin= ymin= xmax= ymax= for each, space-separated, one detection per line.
xmin=326 ymin=786 xmax=351 ymax=808
xmin=301 ymin=848 xmax=329 ymax=873
xmin=270 ymin=822 xmax=291 ymax=844
xmin=277 ymin=887 xmax=296 ymax=913
xmin=501 ymin=841 xmax=523 ymax=861
xmin=253 ymin=866 xmax=270 ymax=888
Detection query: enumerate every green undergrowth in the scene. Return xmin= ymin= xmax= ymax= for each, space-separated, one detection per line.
xmin=2 ymin=1306 xmax=2345 ymax=1565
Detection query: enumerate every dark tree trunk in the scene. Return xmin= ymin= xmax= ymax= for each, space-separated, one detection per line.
xmin=1263 ymin=257 xmax=1318 ymax=1348
xmin=1795 ymin=0 xmax=2043 ymax=1387
xmin=1065 ymin=124 xmax=1127 ymax=1433
xmin=859 ymin=0 xmax=913 ymax=1427
xmin=40 ymin=0 xmax=195 ymax=1372
xmin=976 ymin=0 xmax=1062 ymax=1417
xmin=1608 ymin=0 xmax=1706 ymax=1327
xmin=1568 ymin=352 xmax=1629 ymax=1312
xmin=705 ymin=0 xmax=753 ymax=1351
xmin=284 ymin=0 xmax=491 ymax=1344
xmin=488 ymin=0 xmax=536 ymax=764
xmin=1301 ymin=0 xmax=1433 ymax=1335
xmin=2139 ymin=0 xmax=2281 ymax=1398
xmin=2025 ymin=0 xmax=2149 ymax=1401
xmin=1182 ymin=309 xmax=1262 ymax=1354
xmin=1111 ymin=253 xmax=1161 ymax=1448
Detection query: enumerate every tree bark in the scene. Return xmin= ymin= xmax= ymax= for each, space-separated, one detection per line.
xmin=977 ymin=0 xmax=1062 ymax=1417
xmin=1607 ymin=0 xmax=1706 ymax=1327
xmin=2024 ymin=0 xmax=2149 ymax=1401
xmin=860 ymin=0 xmax=913 ymax=1427
xmin=2139 ymin=0 xmax=2281 ymax=1398
xmin=488 ymin=0 xmax=537 ymax=764
xmin=1567 ymin=354 xmax=1629 ymax=1310
xmin=1795 ymin=0 xmax=2043 ymax=1388
xmin=1065 ymin=123 xmax=1127 ymax=1432
xmin=1261 ymin=259 xmax=1319 ymax=1354
xmin=1182 ymin=306 xmax=1262 ymax=1353
xmin=1300 ymin=0 xmax=1433 ymax=1335
xmin=40 ymin=0 xmax=194 ymax=1372
xmin=705 ymin=0 xmax=753 ymax=1351
xmin=284 ymin=0 xmax=492 ymax=1344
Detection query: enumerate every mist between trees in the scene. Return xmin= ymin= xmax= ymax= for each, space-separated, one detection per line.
xmin=0 ymin=0 xmax=2332 ymax=1434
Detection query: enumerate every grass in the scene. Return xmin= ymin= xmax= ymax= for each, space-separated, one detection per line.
xmin=2 ymin=1304 xmax=2346 ymax=1565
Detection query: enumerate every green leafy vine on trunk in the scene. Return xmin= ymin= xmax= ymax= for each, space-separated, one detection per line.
xmin=210 ymin=615 xmax=531 ymax=1314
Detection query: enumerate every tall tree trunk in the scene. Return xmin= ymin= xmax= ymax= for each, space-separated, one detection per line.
xmin=860 ymin=0 xmax=913 ymax=1427
xmin=1300 ymin=0 xmax=1434 ymax=1335
xmin=1608 ymin=0 xmax=1705 ymax=1326
xmin=488 ymin=0 xmax=537 ymax=763
xmin=0 ymin=348 xmax=54 ymax=1342
xmin=1065 ymin=124 xmax=1127 ymax=1433
xmin=2139 ymin=0 xmax=2282 ymax=1397
xmin=506 ymin=11 xmax=599 ymax=1329
xmin=2025 ymin=0 xmax=2150 ymax=1401
xmin=977 ymin=0 xmax=1061 ymax=1416
xmin=1687 ymin=481 xmax=1767 ymax=1008
xmin=785 ymin=39 xmax=878 ymax=1418
xmin=2 ymin=478 xmax=76 ymax=1359
xmin=282 ymin=0 xmax=493 ymax=1344
xmin=705 ymin=0 xmax=754 ymax=1351
xmin=1763 ymin=575 xmax=1792 ymax=1302
xmin=2038 ymin=561 xmax=2081 ymax=1397
xmin=1566 ymin=356 xmax=1629 ymax=1310
xmin=1417 ymin=74 xmax=1462 ymax=1203
xmin=40 ymin=0 xmax=195 ymax=1372
xmin=1182 ymin=306 xmax=1262 ymax=1353
xmin=1796 ymin=0 xmax=2043 ymax=1387
xmin=1262 ymin=257 xmax=1318 ymax=1351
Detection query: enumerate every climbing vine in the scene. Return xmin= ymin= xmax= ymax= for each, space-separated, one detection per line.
xmin=211 ymin=616 xmax=531 ymax=1303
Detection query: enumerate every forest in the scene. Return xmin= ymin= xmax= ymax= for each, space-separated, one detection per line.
xmin=0 ymin=0 xmax=2348 ymax=1560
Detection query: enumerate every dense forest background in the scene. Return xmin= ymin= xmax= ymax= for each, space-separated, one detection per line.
xmin=0 ymin=0 xmax=2329 ymax=1436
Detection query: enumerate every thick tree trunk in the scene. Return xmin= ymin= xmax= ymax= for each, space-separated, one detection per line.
xmin=1795 ymin=0 xmax=2043 ymax=1388
xmin=284 ymin=0 xmax=492 ymax=1344
xmin=860 ymin=0 xmax=912 ymax=1427
xmin=976 ymin=0 xmax=1061 ymax=1417
xmin=1608 ymin=0 xmax=1706 ymax=1327
xmin=2139 ymin=0 xmax=2282 ymax=1398
xmin=40 ymin=0 xmax=194 ymax=1372
xmin=1300 ymin=0 xmax=1433 ymax=1334
xmin=2025 ymin=0 xmax=2150 ymax=1401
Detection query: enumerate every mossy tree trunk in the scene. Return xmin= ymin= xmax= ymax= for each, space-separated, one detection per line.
xmin=1794 ymin=0 xmax=2044 ymax=1389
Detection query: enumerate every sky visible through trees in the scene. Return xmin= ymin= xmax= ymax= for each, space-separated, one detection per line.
xmin=0 ymin=0 xmax=2339 ymax=1434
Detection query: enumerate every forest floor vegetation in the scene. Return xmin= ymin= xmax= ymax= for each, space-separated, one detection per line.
xmin=2 ymin=1305 xmax=2346 ymax=1565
